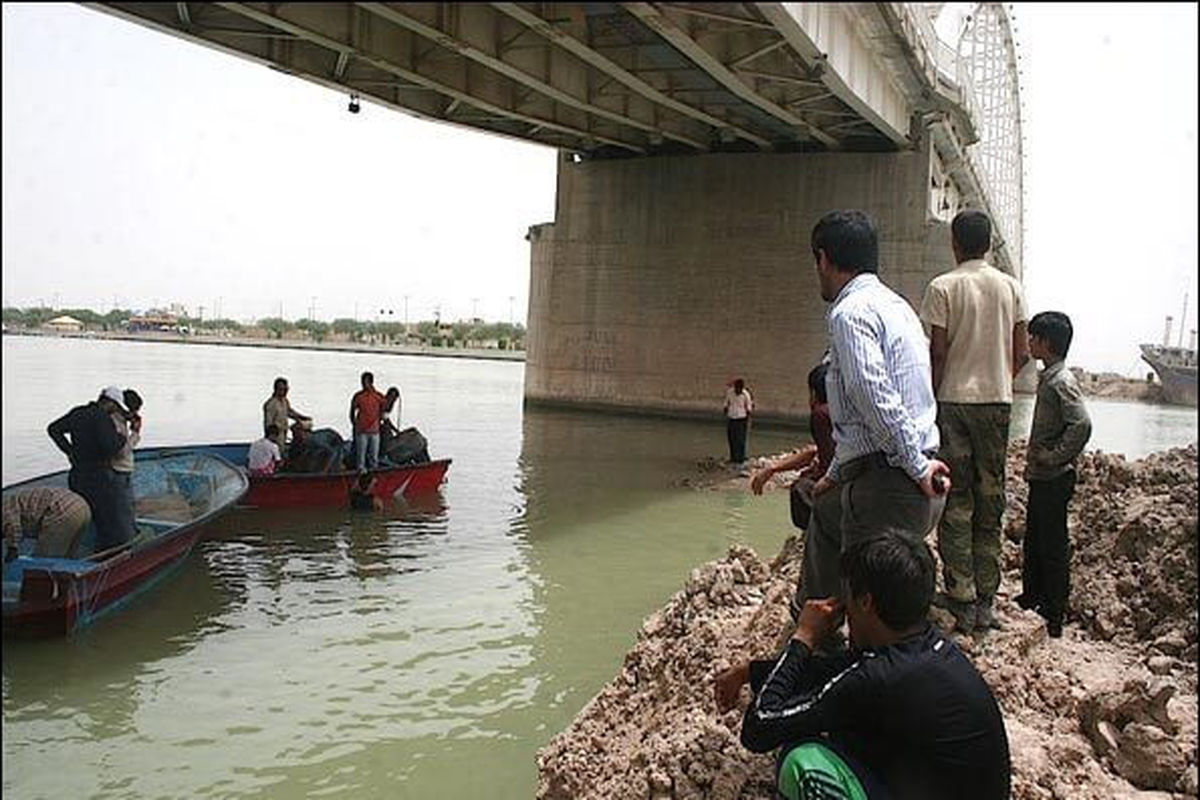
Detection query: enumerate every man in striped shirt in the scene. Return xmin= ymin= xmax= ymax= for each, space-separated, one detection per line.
xmin=809 ymin=210 xmax=952 ymax=547
xmin=3 ymin=487 xmax=92 ymax=560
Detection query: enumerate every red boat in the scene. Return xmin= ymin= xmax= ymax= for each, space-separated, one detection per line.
xmin=3 ymin=451 xmax=248 ymax=638
xmin=137 ymin=443 xmax=451 ymax=508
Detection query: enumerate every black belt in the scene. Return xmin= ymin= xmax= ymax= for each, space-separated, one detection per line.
xmin=840 ymin=449 xmax=938 ymax=483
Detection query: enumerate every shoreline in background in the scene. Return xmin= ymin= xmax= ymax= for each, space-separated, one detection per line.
xmin=1 ymin=328 xmax=525 ymax=363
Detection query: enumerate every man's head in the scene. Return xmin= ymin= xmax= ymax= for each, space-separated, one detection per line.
xmin=811 ymin=210 xmax=879 ymax=301
xmin=732 ymin=378 xmax=745 ymax=394
xmin=123 ymin=389 xmax=143 ymax=415
xmin=384 ymin=386 xmax=400 ymax=410
xmin=807 ymin=362 xmax=829 ymax=406
xmin=1028 ymin=311 xmax=1073 ymax=361
xmin=291 ymin=419 xmax=311 ymax=442
xmin=839 ymin=530 xmax=935 ymax=647
xmin=273 ymin=377 xmax=289 ymax=397
xmin=361 ymin=371 xmax=374 ymax=389
xmin=951 ymin=209 xmax=992 ymax=263
xmin=265 ymin=423 xmax=280 ymax=440
xmin=98 ymin=385 xmax=126 ymax=413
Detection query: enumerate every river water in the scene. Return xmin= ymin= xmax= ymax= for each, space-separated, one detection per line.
xmin=2 ymin=335 xmax=1196 ymax=798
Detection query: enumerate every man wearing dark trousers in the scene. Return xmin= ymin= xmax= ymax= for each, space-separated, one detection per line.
xmin=808 ymin=210 xmax=952 ymax=552
xmin=47 ymin=386 xmax=131 ymax=552
xmin=1017 ymin=311 xmax=1092 ymax=638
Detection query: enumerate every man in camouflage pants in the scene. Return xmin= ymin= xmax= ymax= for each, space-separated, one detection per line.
xmin=919 ymin=210 xmax=1029 ymax=634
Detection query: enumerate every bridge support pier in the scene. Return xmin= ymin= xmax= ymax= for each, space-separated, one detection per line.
xmin=525 ymin=149 xmax=952 ymax=423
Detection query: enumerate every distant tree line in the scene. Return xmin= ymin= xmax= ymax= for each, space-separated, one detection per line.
xmin=3 ymin=306 xmax=525 ymax=349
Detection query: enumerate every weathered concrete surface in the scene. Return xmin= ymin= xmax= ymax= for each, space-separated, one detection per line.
xmin=526 ymin=147 xmax=959 ymax=423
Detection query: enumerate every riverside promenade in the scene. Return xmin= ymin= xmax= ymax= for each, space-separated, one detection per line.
xmin=2 ymin=328 xmax=525 ymax=363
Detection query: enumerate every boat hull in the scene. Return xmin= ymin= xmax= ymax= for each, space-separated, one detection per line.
xmin=4 ymin=525 xmax=199 ymax=638
xmin=137 ymin=443 xmax=451 ymax=508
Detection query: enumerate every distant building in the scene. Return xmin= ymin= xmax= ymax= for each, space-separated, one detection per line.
xmin=127 ymin=311 xmax=180 ymax=332
xmin=44 ymin=315 xmax=84 ymax=332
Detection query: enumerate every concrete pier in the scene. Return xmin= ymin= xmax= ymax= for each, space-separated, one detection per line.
xmin=525 ymin=147 xmax=954 ymax=423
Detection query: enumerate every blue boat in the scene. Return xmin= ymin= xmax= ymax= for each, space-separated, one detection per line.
xmin=3 ymin=451 xmax=248 ymax=638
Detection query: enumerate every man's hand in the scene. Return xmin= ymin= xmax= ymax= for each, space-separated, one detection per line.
xmin=811 ymin=474 xmax=836 ymax=497
xmin=749 ymin=467 xmax=775 ymax=495
xmin=129 ymin=414 xmax=142 ymax=434
xmin=794 ymin=597 xmax=843 ymax=650
xmin=918 ymin=459 xmax=952 ymax=498
xmin=714 ymin=661 xmax=750 ymax=713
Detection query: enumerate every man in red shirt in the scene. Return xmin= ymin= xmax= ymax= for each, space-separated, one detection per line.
xmin=349 ymin=371 xmax=387 ymax=471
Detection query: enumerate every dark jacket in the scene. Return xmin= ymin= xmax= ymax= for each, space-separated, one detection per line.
xmin=741 ymin=625 xmax=1011 ymax=800
xmin=47 ymin=402 xmax=126 ymax=470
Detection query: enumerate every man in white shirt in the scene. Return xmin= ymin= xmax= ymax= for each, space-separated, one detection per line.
xmin=919 ymin=209 xmax=1029 ymax=634
xmin=723 ymin=378 xmax=754 ymax=465
xmin=809 ymin=210 xmax=952 ymax=549
xmin=248 ymin=424 xmax=283 ymax=476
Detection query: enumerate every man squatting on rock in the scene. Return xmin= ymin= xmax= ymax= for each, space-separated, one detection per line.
xmin=716 ymin=531 xmax=1012 ymax=800
xmin=791 ymin=210 xmax=952 ymax=632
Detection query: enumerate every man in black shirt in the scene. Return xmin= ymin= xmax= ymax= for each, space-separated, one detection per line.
xmin=47 ymin=386 xmax=132 ymax=553
xmin=716 ymin=530 xmax=1011 ymax=799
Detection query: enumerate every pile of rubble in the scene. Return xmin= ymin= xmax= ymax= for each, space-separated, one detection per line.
xmin=538 ymin=443 xmax=1198 ymax=799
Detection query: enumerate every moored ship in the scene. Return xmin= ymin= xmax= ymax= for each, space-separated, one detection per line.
xmin=1140 ymin=315 xmax=1197 ymax=407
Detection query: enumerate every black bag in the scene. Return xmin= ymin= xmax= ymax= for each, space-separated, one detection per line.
xmin=789 ymin=478 xmax=813 ymax=529
xmin=381 ymin=427 xmax=430 ymax=466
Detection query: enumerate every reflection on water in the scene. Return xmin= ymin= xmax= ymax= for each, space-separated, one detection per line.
xmin=2 ymin=335 xmax=1196 ymax=798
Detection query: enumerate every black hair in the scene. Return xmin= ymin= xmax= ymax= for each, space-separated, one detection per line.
xmin=1028 ymin=311 xmax=1074 ymax=358
xmin=951 ymin=209 xmax=992 ymax=259
xmin=122 ymin=389 xmax=143 ymax=412
xmin=839 ymin=530 xmax=934 ymax=630
xmin=807 ymin=362 xmax=828 ymax=404
xmin=361 ymin=371 xmax=374 ymax=385
xmin=265 ymin=423 xmax=280 ymax=437
xmin=733 ymin=378 xmax=745 ymax=393
xmin=273 ymin=377 xmax=288 ymax=390
xmin=811 ymin=210 xmax=878 ymax=275
xmin=385 ymin=386 xmax=400 ymax=397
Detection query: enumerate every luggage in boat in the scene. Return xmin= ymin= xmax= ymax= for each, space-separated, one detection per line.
xmin=382 ymin=427 xmax=430 ymax=466
xmin=285 ymin=428 xmax=345 ymax=474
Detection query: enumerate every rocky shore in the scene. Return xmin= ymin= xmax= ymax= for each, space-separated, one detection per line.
xmin=537 ymin=443 xmax=1198 ymax=799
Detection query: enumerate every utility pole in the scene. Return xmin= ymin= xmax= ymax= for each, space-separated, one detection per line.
xmin=404 ymin=295 xmax=410 ymax=331
xmin=471 ymin=297 xmax=479 ymax=321
xmin=508 ymin=295 xmax=515 ymax=326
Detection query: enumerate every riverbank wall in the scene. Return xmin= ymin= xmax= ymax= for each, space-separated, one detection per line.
xmin=1 ymin=328 xmax=524 ymax=363
xmin=537 ymin=442 xmax=1198 ymax=799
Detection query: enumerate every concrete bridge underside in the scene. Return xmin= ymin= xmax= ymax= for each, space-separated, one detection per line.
xmin=88 ymin=2 xmax=1023 ymax=423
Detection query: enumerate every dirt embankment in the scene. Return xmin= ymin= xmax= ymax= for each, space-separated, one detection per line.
xmin=537 ymin=443 xmax=1198 ymax=800
xmin=1071 ymin=368 xmax=1165 ymax=404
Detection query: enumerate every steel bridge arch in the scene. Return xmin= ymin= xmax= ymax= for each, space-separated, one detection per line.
xmin=957 ymin=2 xmax=1025 ymax=278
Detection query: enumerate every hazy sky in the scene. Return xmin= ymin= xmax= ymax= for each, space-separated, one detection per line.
xmin=2 ymin=3 xmax=1197 ymax=374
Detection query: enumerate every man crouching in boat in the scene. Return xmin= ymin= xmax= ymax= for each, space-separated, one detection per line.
xmin=3 ymin=487 xmax=92 ymax=561
xmin=715 ymin=530 xmax=1011 ymax=800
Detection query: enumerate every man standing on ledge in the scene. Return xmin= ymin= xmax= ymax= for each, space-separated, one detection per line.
xmin=919 ymin=209 xmax=1029 ymax=634
xmin=809 ymin=210 xmax=951 ymax=547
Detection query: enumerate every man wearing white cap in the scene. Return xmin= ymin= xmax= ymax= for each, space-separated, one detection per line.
xmin=47 ymin=386 xmax=134 ymax=553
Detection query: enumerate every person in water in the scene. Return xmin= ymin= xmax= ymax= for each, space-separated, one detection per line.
xmin=349 ymin=471 xmax=382 ymax=511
